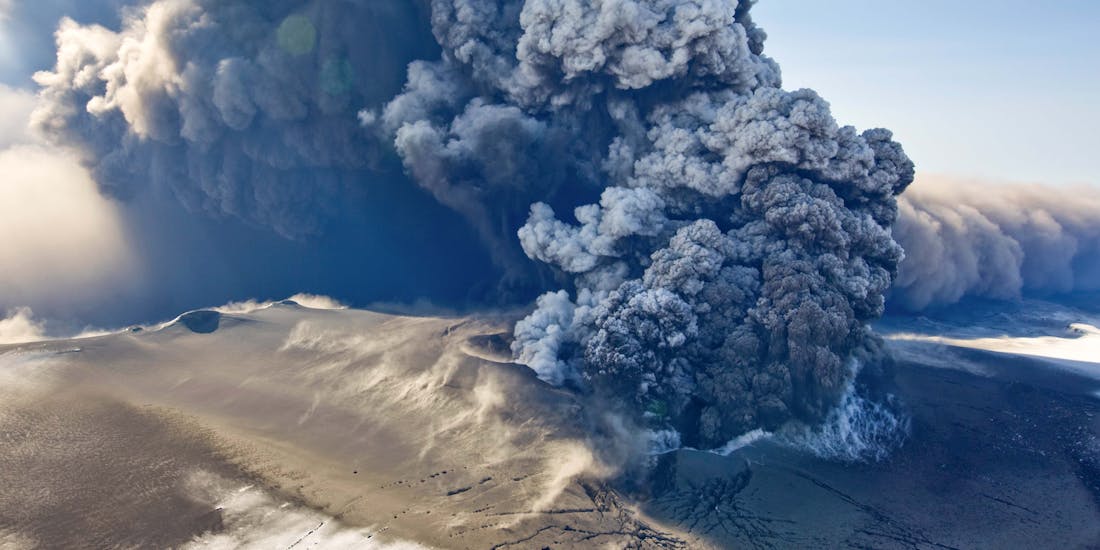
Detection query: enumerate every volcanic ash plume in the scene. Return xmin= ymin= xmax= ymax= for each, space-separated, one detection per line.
xmin=33 ymin=0 xmax=914 ymax=448
xmin=378 ymin=0 xmax=914 ymax=447
xmin=31 ymin=0 xmax=436 ymax=239
xmin=892 ymin=177 xmax=1100 ymax=310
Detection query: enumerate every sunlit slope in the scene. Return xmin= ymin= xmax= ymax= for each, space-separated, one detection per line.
xmin=3 ymin=300 xmax=1099 ymax=548
xmin=0 ymin=304 xmax=686 ymax=549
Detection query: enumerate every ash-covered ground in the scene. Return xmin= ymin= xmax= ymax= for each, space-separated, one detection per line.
xmin=0 ymin=297 xmax=1097 ymax=549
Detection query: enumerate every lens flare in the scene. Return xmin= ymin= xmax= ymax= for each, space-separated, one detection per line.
xmin=276 ymin=14 xmax=315 ymax=56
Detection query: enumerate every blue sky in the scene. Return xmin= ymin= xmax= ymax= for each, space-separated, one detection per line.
xmin=754 ymin=0 xmax=1100 ymax=185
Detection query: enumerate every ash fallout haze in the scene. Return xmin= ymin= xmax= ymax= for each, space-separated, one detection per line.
xmin=1 ymin=1 xmax=1098 ymax=549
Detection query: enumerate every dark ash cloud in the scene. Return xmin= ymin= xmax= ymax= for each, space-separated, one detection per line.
xmin=892 ymin=177 xmax=1100 ymax=311
xmin=28 ymin=0 xmax=925 ymax=447
xmin=32 ymin=0 xmax=437 ymax=239
xmin=365 ymin=0 xmax=915 ymax=447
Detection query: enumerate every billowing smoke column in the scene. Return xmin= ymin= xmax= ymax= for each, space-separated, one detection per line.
xmin=377 ymin=0 xmax=914 ymax=447
xmin=891 ymin=178 xmax=1100 ymax=311
xmin=32 ymin=0 xmax=436 ymax=239
xmin=33 ymin=0 xmax=914 ymax=447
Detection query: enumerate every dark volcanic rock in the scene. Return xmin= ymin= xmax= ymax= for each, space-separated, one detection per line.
xmin=466 ymin=332 xmax=514 ymax=362
xmin=650 ymin=449 xmax=751 ymax=499
xmin=637 ymin=357 xmax=1100 ymax=548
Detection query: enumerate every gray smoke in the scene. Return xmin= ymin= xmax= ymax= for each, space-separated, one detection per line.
xmin=32 ymin=0 xmax=435 ymax=238
xmin=892 ymin=177 xmax=1100 ymax=311
xmin=33 ymin=0 xmax=915 ymax=447
xmin=372 ymin=0 xmax=913 ymax=447
xmin=0 ymin=0 xmax=130 ymax=84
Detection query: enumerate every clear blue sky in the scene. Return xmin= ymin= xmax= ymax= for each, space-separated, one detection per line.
xmin=754 ymin=0 xmax=1100 ymax=185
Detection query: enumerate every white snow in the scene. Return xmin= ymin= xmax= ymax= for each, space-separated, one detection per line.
xmin=886 ymin=323 xmax=1100 ymax=379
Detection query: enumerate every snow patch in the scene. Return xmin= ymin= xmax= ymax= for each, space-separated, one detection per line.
xmin=886 ymin=322 xmax=1100 ymax=380
xmin=182 ymin=472 xmax=424 ymax=550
